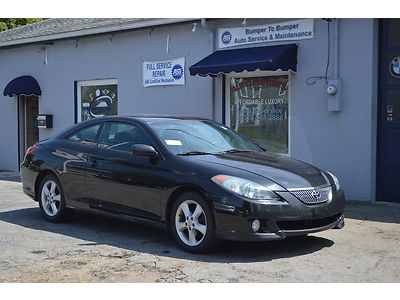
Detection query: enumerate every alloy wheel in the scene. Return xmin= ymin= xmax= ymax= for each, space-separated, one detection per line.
xmin=175 ymin=199 xmax=208 ymax=247
xmin=40 ymin=180 xmax=61 ymax=217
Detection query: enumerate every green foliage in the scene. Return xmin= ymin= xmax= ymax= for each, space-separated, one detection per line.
xmin=0 ymin=18 xmax=44 ymax=32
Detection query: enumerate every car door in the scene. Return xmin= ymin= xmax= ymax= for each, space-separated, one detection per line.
xmin=85 ymin=121 xmax=164 ymax=220
xmin=57 ymin=122 xmax=102 ymax=208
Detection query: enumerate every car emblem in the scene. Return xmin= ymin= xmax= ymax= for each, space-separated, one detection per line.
xmin=311 ymin=189 xmax=321 ymax=200
xmin=389 ymin=57 xmax=400 ymax=79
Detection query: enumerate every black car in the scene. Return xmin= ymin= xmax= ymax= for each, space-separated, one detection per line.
xmin=21 ymin=116 xmax=345 ymax=253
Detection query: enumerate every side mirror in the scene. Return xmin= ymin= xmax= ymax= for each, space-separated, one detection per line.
xmin=132 ymin=144 xmax=159 ymax=158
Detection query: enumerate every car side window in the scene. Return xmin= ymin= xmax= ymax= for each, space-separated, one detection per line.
xmin=66 ymin=124 xmax=101 ymax=145
xmin=97 ymin=122 xmax=153 ymax=153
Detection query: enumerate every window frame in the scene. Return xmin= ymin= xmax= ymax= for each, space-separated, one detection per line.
xmin=76 ymin=78 xmax=118 ymax=123
xmin=65 ymin=123 xmax=103 ymax=147
xmin=224 ymin=70 xmax=291 ymax=156
xmin=96 ymin=121 xmax=159 ymax=155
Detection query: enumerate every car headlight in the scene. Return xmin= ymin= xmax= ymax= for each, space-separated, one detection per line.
xmin=327 ymin=171 xmax=340 ymax=191
xmin=211 ymin=175 xmax=282 ymax=202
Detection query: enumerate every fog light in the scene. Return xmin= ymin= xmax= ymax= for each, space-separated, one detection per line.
xmin=251 ymin=219 xmax=260 ymax=232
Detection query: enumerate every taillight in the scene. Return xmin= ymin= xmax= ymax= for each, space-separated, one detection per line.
xmin=25 ymin=144 xmax=39 ymax=156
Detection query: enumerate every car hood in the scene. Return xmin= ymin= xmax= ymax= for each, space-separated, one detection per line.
xmin=189 ymin=151 xmax=330 ymax=190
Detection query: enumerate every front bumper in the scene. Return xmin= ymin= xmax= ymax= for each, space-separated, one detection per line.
xmin=211 ymin=188 xmax=346 ymax=241
xmin=216 ymin=212 xmax=344 ymax=241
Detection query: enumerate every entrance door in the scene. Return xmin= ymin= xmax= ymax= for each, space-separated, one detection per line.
xmin=225 ymin=72 xmax=290 ymax=154
xmin=377 ymin=19 xmax=400 ymax=203
xmin=18 ymin=96 xmax=39 ymax=166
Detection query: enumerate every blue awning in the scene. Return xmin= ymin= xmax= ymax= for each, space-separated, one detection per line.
xmin=189 ymin=44 xmax=298 ymax=77
xmin=3 ymin=75 xmax=42 ymax=97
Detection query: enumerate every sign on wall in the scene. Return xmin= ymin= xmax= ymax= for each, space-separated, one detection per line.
xmin=218 ymin=19 xmax=314 ymax=49
xmin=77 ymin=79 xmax=118 ymax=122
xmin=143 ymin=57 xmax=185 ymax=87
xmin=229 ymin=75 xmax=289 ymax=154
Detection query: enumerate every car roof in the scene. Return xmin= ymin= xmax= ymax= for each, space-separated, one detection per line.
xmin=121 ymin=115 xmax=212 ymax=123
xmin=54 ymin=115 xmax=213 ymax=140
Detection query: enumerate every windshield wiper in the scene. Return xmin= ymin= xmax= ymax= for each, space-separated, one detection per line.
xmin=177 ymin=151 xmax=212 ymax=156
xmin=221 ymin=149 xmax=256 ymax=154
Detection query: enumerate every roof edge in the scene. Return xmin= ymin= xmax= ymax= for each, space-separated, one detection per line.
xmin=0 ymin=18 xmax=199 ymax=48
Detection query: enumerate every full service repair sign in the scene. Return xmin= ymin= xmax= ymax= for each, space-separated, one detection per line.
xmin=218 ymin=19 xmax=314 ymax=49
xmin=143 ymin=57 xmax=185 ymax=87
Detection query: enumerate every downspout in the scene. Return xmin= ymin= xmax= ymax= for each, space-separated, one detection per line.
xmin=201 ymin=18 xmax=216 ymax=120
xmin=333 ymin=19 xmax=340 ymax=78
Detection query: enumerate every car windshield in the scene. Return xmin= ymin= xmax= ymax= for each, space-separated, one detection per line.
xmin=148 ymin=119 xmax=263 ymax=155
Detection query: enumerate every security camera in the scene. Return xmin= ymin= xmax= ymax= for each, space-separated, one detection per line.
xmin=327 ymin=84 xmax=337 ymax=95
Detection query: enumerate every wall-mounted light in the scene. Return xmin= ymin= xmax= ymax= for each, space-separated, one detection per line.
xmin=192 ymin=23 xmax=197 ymax=32
xmin=242 ymin=18 xmax=247 ymax=26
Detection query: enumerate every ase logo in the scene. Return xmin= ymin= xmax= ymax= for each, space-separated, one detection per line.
xmin=171 ymin=64 xmax=184 ymax=80
xmin=172 ymin=64 xmax=183 ymax=80
xmin=389 ymin=57 xmax=400 ymax=79
xmin=221 ymin=31 xmax=232 ymax=45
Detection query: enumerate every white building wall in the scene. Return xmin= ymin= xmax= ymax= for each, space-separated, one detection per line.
xmin=211 ymin=18 xmax=378 ymax=201
xmin=0 ymin=19 xmax=378 ymax=201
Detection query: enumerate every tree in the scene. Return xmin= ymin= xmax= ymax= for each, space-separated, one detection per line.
xmin=0 ymin=18 xmax=44 ymax=32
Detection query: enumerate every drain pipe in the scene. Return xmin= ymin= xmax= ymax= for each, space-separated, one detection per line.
xmin=326 ymin=18 xmax=342 ymax=112
xmin=201 ymin=18 xmax=217 ymax=120
xmin=333 ymin=19 xmax=340 ymax=79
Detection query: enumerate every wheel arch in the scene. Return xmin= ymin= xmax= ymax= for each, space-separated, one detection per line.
xmin=34 ymin=169 xmax=60 ymax=200
xmin=165 ymin=184 xmax=214 ymax=229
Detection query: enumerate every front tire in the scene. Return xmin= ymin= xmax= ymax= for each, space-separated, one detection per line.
xmin=38 ymin=174 xmax=70 ymax=222
xmin=170 ymin=192 xmax=216 ymax=253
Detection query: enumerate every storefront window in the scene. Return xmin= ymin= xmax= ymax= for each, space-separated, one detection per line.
xmin=228 ymin=75 xmax=289 ymax=154
xmin=77 ymin=79 xmax=118 ymax=122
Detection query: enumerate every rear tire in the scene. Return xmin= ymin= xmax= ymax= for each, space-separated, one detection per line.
xmin=38 ymin=174 xmax=71 ymax=222
xmin=170 ymin=192 xmax=216 ymax=254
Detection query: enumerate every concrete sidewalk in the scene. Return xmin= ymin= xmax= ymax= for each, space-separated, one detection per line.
xmin=0 ymin=170 xmax=21 ymax=182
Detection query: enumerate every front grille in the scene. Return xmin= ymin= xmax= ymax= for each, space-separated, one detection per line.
xmin=290 ymin=186 xmax=332 ymax=205
xmin=277 ymin=213 xmax=342 ymax=230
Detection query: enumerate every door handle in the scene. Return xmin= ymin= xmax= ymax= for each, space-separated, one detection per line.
xmin=89 ymin=158 xmax=99 ymax=168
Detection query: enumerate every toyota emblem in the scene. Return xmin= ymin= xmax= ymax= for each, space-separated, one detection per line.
xmin=311 ymin=189 xmax=321 ymax=200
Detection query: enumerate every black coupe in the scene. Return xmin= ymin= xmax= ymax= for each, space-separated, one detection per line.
xmin=21 ymin=116 xmax=345 ymax=253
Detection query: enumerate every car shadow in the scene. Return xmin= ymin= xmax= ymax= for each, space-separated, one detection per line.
xmin=344 ymin=203 xmax=400 ymax=224
xmin=0 ymin=207 xmax=334 ymax=263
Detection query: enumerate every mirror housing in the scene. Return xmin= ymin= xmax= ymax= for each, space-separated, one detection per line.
xmin=132 ymin=144 xmax=159 ymax=158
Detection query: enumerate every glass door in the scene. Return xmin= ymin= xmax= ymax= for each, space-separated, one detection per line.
xmin=225 ymin=73 xmax=290 ymax=154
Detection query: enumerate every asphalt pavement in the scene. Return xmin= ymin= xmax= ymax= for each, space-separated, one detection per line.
xmin=0 ymin=177 xmax=399 ymax=282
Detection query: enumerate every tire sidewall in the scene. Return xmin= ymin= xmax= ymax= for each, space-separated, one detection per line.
xmin=38 ymin=174 xmax=67 ymax=222
xmin=170 ymin=192 xmax=215 ymax=254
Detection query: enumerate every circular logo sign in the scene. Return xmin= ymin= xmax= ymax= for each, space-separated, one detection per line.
xmin=389 ymin=57 xmax=400 ymax=79
xmin=221 ymin=31 xmax=232 ymax=45
xmin=171 ymin=64 xmax=183 ymax=80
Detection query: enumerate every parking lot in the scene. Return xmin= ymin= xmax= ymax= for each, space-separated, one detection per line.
xmin=0 ymin=178 xmax=399 ymax=282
